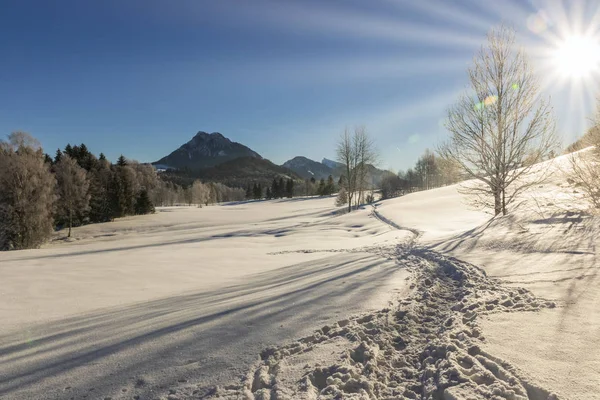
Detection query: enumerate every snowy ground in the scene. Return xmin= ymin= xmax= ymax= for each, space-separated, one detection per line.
xmin=2 ymin=155 xmax=598 ymax=400
xmin=0 ymin=197 xmax=413 ymax=400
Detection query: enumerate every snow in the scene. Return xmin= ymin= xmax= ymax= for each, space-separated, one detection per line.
xmin=0 ymin=197 xmax=411 ymax=400
xmin=2 ymin=153 xmax=598 ymax=399
xmin=373 ymin=154 xmax=600 ymax=400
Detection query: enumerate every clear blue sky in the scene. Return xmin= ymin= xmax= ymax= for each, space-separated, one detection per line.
xmin=1 ymin=0 xmax=598 ymax=171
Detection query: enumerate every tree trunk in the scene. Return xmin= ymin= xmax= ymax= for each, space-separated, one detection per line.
xmin=68 ymin=208 xmax=72 ymax=238
xmin=494 ymin=190 xmax=502 ymax=216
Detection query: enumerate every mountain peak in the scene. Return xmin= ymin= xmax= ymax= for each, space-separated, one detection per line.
xmin=153 ymin=131 xmax=261 ymax=170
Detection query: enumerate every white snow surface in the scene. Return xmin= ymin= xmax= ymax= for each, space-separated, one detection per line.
xmin=2 ymin=154 xmax=599 ymax=399
xmin=374 ymin=154 xmax=600 ymax=399
xmin=0 ymin=197 xmax=412 ymax=399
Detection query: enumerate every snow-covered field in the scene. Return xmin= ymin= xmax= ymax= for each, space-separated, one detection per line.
xmin=0 ymin=197 xmax=412 ymax=400
xmin=2 ymin=155 xmax=599 ymax=399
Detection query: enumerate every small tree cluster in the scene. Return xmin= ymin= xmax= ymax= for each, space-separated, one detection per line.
xmin=316 ymin=175 xmax=336 ymax=196
xmin=336 ymin=126 xmax=378 ymax=212
xmin=266 ymin=177 xmax=295 ymax=199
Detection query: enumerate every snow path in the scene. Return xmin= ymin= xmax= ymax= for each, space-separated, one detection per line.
xmin=0 ymin=198 xmax=413 ymax=400
xmin=202 ymin=203 xmax=560 ymax=399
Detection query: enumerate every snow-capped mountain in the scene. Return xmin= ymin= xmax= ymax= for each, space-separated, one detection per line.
xmin=153 ymin=131 xmax=262 ymax=170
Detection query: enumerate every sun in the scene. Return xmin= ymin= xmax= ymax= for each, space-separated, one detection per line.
xmin=553 ymin=35 xmax=600 ymax=79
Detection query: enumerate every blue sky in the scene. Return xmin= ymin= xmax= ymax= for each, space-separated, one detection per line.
xmin=1 ymin=0 xmax=599 ymax=171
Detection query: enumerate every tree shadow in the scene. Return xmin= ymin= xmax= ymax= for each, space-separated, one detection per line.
xmin=0 ymin=252 xmax=404 ymax=399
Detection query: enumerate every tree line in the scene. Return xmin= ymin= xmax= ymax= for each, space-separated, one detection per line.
xmin=0 ymin=132 xmax=244 ymax=250
xmin=380 ymin=149 xmax=462 ymax=200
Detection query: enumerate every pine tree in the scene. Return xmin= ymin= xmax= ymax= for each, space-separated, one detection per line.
xmin=44 ymin=153 xmax=53 ymax=164
xmin=325 ymin=175 xmax=335 ymax=195
xmin=310 ymin=177 xmax=316 ymax=184
xmin=286 ymin=179 xmax=294 ymax=198
xmin=271 ymin=178 xmax=279 ymax=199
xmin=135 ymin=189 xmax=155 ymax=214
xmin=55 ymin=155 xmax=91 ymax=237
xmin=278 ymin=177 xmax=285 ymax=198
xmin=245 ymin=184 xmax=253 ymax=200
xmin=99 ymin=153 xmax=106 ymax=161
xmin=54 ymin=149 xmax=63 ymax=164
xmin=88 ymin=158 xmax=113 ymax=223
xmin=64 ymin=144 xmax=73 ymax=157
xmin=117 ymin=155 xmax=127 ymax=167
xmin=318 ymin=178 xmax=326 ymax=196
xmin=266 ymin=187 xmax=272 ymax=199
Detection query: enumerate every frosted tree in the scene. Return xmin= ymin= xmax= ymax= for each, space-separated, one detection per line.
xmin=336 ymin=126 xmax=377 ymax=212
xmin=568 ymin=100 xmax=600 ymax=210
xmin=0 ymin=132 xmax=56 ymax=250
xmin=191 ymin=180 xmax=210 ymax=206
xmin=439 ymin=26 xmax=557 ymax=216
xmin=55 ymin=155 xmax=91 ymax=237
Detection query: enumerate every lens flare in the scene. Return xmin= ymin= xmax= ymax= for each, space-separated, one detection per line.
xmin=527 ymin=10 xmax=551 ymax=34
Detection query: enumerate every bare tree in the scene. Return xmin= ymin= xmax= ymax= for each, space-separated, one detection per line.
xmin=354 ymin=126 xmax=378 ymax=206
xmin=568 ymin=99 xmax=600 ymax=210
xmin=0 ymin=132 xmax=56 ymax=250
xmin=337 ymin=128 xmax=359 ymax=213
xmin=439 ymin=26 xmax=557 ymax=216
xmin=55 ymin=155 xmax=91 ymax=237
xmin=336 ymin=126 xmax=378 ymax=212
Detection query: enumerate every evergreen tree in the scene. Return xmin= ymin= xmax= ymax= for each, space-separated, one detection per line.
xmin=110 ymin=164 xmax=136 ymax=217
xmin=99 ymin=153 xmax=106 ymax=161
xmin=325 ymin=175 xmax=335 ymax=195
xmin=286 ymin=179 xmax=294 ymax=198
xmin=257 ymin=183 xmax=262 ymax=199
xmin=278 ymin=177 xmax=285 ymax=198
xmin=88 ymin=158 xmax=113 ymax=222
xmin=266 ymin=187 xmax=272 ymax=199
xmin=54 ymin=149 xmax=63 ymax=164
xmin=246 ymin=184 xmax=253 ymax=200
xmin=64 ymin=144 xmax=73 ymax=157
xmin=252 ymin=183 xmax=259 ymax=199
xmin=44 ymin=153 xmax=53 ymax=164
xmin=310 ymin=176 xmax=316 ymax=184
xmin=135 ymin=189 xmax=155 ymax=214
xmin=318 ymin=178 xmax=326 ymax=196
xmin=117 ymin=155 xmax=127 ymax=167
xmin=271 ymin=178 xmax=279 ymax=199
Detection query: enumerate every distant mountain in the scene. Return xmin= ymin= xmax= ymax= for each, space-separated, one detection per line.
xmin=282 ymin=156 xmax=334 ymax=180
xmin=322 ymin=158 xmax=344 ymax=169
xmin=153 ymin=131 xmax=262 ymax=170
xmin=160 ymin=157 xmax=301 ymax=189
xmin=281 ymin=156 xmax=392 ymax=187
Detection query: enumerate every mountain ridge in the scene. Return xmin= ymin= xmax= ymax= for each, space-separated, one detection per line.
xmin=153 ymin=131 xmax=262 ymax=170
